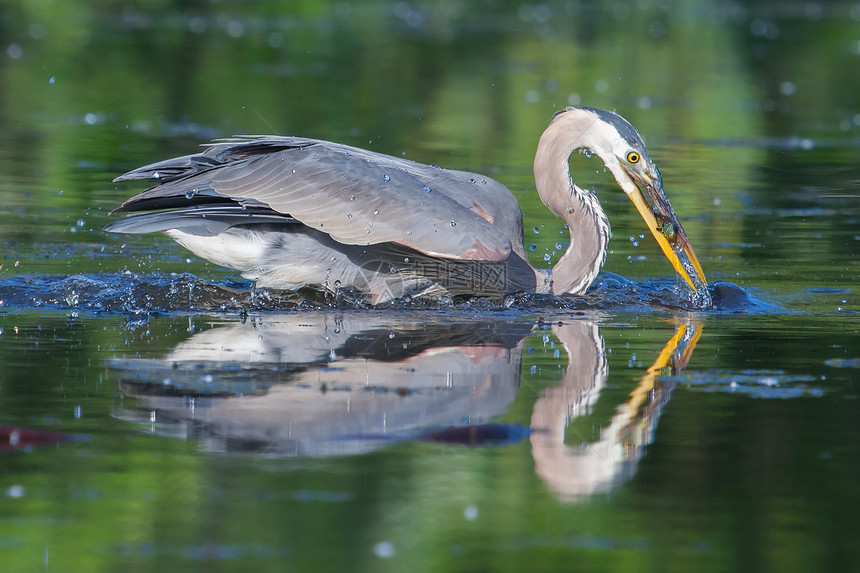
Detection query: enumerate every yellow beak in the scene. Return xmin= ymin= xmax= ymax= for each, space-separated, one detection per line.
xmin=623 ymin=168 xmax=708 ymax=297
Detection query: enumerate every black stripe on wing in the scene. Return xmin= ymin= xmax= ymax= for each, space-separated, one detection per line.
xmin=105 ymin=205 xmax=297 ymax=236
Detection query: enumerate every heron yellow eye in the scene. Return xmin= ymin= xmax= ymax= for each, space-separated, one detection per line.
xmin=626 ymin=151 xmax=640 ymax=164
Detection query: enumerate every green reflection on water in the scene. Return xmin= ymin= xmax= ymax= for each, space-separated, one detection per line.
xmin=0 ymin=311 xmax=857 ymax=572
xmin=0 ymin=0 xmax=858 ymax=570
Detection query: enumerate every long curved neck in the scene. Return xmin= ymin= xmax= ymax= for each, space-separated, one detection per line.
xmin=534 ymin=118 xmax=611 ymax=295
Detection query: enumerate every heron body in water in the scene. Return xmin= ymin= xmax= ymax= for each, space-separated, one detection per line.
xmin=106 ymin=106 xmax=709 ymax=305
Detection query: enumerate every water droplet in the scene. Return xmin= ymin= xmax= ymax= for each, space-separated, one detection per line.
xmin=76 ymin=218 xmax=85 ymax=227
xmin=389 ymin=266 xmax=397 ymax=273
xmin=464 ymin=505 xmax=479 ymax=520
xmin=403 ymin=257 xmax=410 ymax=263
xmin=291 ymin=169 xmax=296 ymax=174
xmin=469 ymin=178 xmax=476 ymax=184
xmin=153 ymin=171 xmax=161 ymax=179
xmin=382 ymin=174 xmax=390 ymax=182
xmin=450 ymin=221 xmax=456 ymax=227
xmin=532 ymin=227 xmax=540 ymax=234
xmin=373 ymin=210 xmax=379 ymax=215
xmin=422 ymin=185 xmax=431 ymax=193
xmin=347 ymin=213 xmax=353 ymax=219
xmin=406 ymin=230 xmax=413 ymax=235
xmin=555 ymin=242 xmax=563 ymax=250
xmin=49 ymin=76 xmax=56 ymax=85
xmin=350 ymin=195 xmax=355 ymax=200
xmin=365 ymin=228 xmax=370 ymax=234
xmin=185 ymin=188 xmax=198 ymax=200
xmin=544 ymin=253 xmax=551 ymax=261
xmin=334 ymin=280 xmax=342 ymax=287
xmin=529 ymin=243 xmax=537 ymax=252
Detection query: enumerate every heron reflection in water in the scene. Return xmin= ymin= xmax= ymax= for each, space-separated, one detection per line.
xmin=106 ymin=107 xmax=709 ymax=306
xmin=111 ymin=315 xmax=702 ymax=499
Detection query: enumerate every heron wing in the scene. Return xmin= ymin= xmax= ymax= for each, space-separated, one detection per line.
xmin=114 ymin=137 xmax=517 ymax=262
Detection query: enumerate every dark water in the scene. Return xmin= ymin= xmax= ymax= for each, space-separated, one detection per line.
xmin=1 ymin=1 xmax=858 ymax=571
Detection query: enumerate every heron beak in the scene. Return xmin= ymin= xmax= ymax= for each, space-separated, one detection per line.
xmin=622 ymin=167 xmax=708 ymax=296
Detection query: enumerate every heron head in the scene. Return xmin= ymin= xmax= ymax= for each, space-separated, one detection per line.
xmin=555 ymin=106 xmax=709 ymax=300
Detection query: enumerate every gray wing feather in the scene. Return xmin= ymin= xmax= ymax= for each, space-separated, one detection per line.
xmin=105 ymin=206 xmax=296 ymax=236
xmin=113 ymin=137 xmax=524 ymax=262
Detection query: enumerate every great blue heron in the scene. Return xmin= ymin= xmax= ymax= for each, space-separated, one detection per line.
xmin=106 ymin=106 xmax=709 ymax=304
